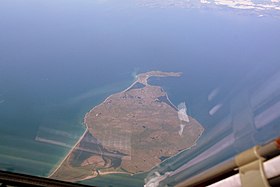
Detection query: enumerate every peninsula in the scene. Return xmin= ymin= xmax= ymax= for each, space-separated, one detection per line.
xmin=49 ymin=71 xmax=204 ymax=182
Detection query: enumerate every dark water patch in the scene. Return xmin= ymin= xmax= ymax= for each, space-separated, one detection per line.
xmin=157 ymin=95 xmax=177 ymax=111
xmin=159 ymin=156 xmax=170 ymax=161
xmin=126 ymin=82 xmax=146 ymax=92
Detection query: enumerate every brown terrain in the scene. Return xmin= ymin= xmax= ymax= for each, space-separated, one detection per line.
xmin=49 ymin=71 xmax=204 ymax=182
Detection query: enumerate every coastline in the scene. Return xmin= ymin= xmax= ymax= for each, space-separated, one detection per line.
xmin=147 ymin=127 xmax=204 ymax=174
xmin=47 ymin=76 xmax=139 ymax=178
xmin=47 ymin=127 xmax=89 ymax=178
xmin=47 ymin=71 xmax=194 ymax=180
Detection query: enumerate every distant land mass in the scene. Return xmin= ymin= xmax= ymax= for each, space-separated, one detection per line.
xmin=138 ymin=0 xmax=280 ymax=18
xmin=49 ymin=71 xmax=204 ymax=182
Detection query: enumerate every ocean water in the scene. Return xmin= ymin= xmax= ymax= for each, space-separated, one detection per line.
xmin=0 ymin=0 xmax=280 ymax=186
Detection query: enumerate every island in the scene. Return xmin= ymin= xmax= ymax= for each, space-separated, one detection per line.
xmin=48 ymin=71 xmax=204 ymax=182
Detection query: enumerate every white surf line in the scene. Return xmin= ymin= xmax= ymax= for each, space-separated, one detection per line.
xmin=166 ymin=93 xmax=179 ymax=111
xmin=47 ymin=79 xmax=139 ymax=178
xmin=122 ymin=80 xmax=139 ymax=92
xmin=48 ymin=72 xmax=181 ymax=178
xmin=47 ymin=102 xmax=106 ymax=178
xmin=48 ymin=127 xmax=89 ymax=178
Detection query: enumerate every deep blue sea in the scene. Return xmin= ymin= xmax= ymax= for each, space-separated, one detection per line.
xmin=0 ymin=0 xmax=280 ymax=186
